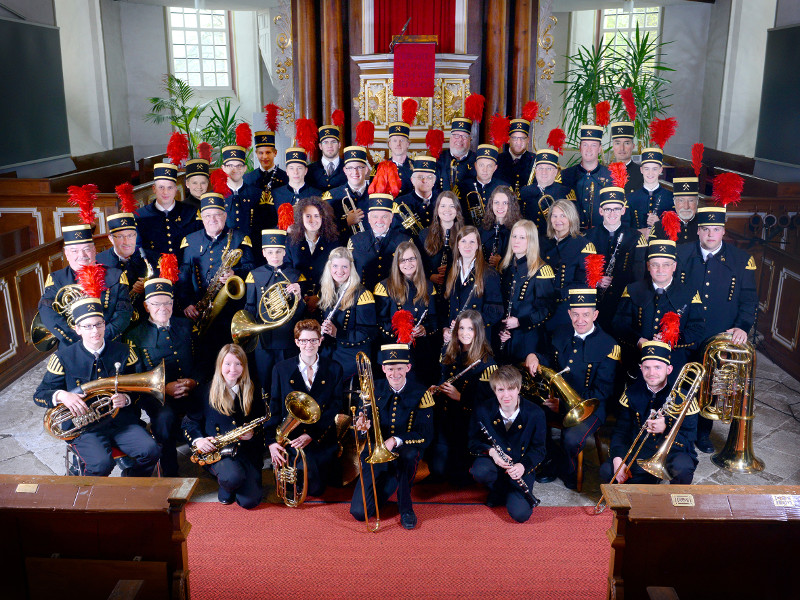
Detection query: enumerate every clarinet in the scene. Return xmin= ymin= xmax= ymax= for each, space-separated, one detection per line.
xmin=491 ymin=224 xmax=501 ymax=259
xmin=428 ymin=359 xmax=481 ymax=395
xmin=479 ymin=422 xmax=541 ymax=508
xmin=499 ymin=271 xmax=517 ymax=352
xmin=598 ymin=233 xmax=624 ymax=300
xmin=322 ymin=288 xmax=346 ymax=336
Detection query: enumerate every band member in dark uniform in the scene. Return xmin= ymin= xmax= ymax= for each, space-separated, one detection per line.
xmin=431 ymin=310 xmax=497 ymax=485
xmin=34 ymin=297 xmax=160 ymax=477
xmin=269 ymin=147 xmax=322 ymax=211
xmin=525 ymin=288 xmax=620 ymax=489
xmin=480 ymin=185 xmax=522 ymax=269
xmin=419 ymin=191 xmax=464 ymax=283
xmin=599 ymin=341 xmax=699 ymax=485
xmin=497 ymin=219 xmax=556 ymax=363
xmin=456 ymin=144 xmax=508 ymax=227
xmin=382 ymin=121 xmax=414 ymax=196
xmin=469 ymin=366 xmax=545 ymax=523
xmin=519 ymin=149 xmax=571 ymax=235
xmin=497 ymin=118 xmax=535 ymax=200
xmin=395 ymin=155 xmax=438 ymax=233
xmin=39 ymin=223 xmax=132 ymax=346
xmin=560 ymin=125 xmax=612 ymax=230
xmin=585 ymin=188 xmax=647 ymax=331
xmin=285 ymin=196 xmax=338 ymax=315
xmin=649 ymin=177 xmax=700 ymax=245
xmin=135 ymin=162 xmax=201 ymax=257
xmin=324 ymin=145 xmax=371 ymax=243
xmin=126 ymin=277 xmax=199 ymax=476
xmin=184 ymin=158 xmax=210 ymax=210
xmin=348 ymin=194 xmax=411 ymax=291
xmin=243 ymin=130 xmax=288 ymax=198
xmin=442 ymin=226 xmax=503 ymax=342
xmin=269 ymin=319 xmax=344 ymax=499
xmin=183 ymin=344 xmax=266 ymax=508
xmin=613 ymin=240 xmax=705 ymax=373
xmin=676 ymin=206 xmax=758 ymax=453
xmin=626 ymin=147 xmax=672 ymax=234
xmin=244 ymin=229 xmax=305 ymax=390
xmin=318 ymin=247 xmax=377 ymax=380
xmin=350 ymin=344 xmax=434 ymax=530
xmin=609 ymin=121 xmax=642 ymax=198
xmin=540 ymin=199 xmax=597 ymax=332
xmin=221 ymin=145 xmax=267 ymax=241
xmin=436 ymin=117 xmax=476 ymax=193
xmin=306 ymin=123 xmax=347 ymax=191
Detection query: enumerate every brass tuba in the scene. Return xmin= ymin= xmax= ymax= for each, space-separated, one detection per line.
xmin=699 ymin=332 xmax=764 ymax=473
xmin=30 ymin=284 xmax=86 ymax=353
xmin=231 ymin=274 xmax=300 ymax=353
xmin=522 ymin=365 xmax=598 ymax=427
xmin=194 ymin=230 xmax=245 ymax=336
xmin=44 ymin=360 xmax=166 ymax=441
xmin=395 ymin=201 xmax=424 ymax=236
xmin=275 ymin=391 xmax=321 ymax=507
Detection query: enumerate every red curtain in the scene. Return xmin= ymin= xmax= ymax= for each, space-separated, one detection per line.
xmin=373 ymin=0 xmax=456 ymax=54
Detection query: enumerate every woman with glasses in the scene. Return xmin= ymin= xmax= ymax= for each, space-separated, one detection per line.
xmin=480 ymin=185 xmax=522 ymax=270
xmin=318 ymin=246 xmax=377 ymax=380
xmin=183 ymin=344 xmax=267 ymax=508
xmin=497 ymin=219 xmax=556 ymax=363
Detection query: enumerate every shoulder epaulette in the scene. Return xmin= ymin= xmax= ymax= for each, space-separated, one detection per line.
xmin=298 ymin=273 xmax=307 ymax=282
xmin=357 ymin=290 xmax=375 ymax=305
xmin=431 ymin=286 xmax=437 ymax=296
xmin=582 ymin=242 xmax=597 ymax=254
xmin=619 ymin=391 xmax=629 ymax=408
xmin=180 ymin=237 xmax=189 ymax=249
xmin=45 ymin=274 xmax=54 ymax=288
xmin=242 ymin=236 xmax=252 ymax=247
xmin=608 ymin=344 xmax=621 ymax=361
xmin=346 ymin=239 xmax=354 ymax=250
xmin=637 ymin=234 xmax=648 ymax=248
xmin=373 ymin=282 xmax=388 ymax=297
xmin=621 ymin=286 xmax=630 ymax=298
xmin=667 ymin=397 xmax=699 ymax=417
xmin=566 ymin=190 xmax=576 ymax=200
xmin=245 ymin=272 xmax=255 ymax=284
xmin=195 ymin=209 xmax=202 ymax=221
xmin=418 ymin=390 xmax=435 ymax=409
xmin=46 ymin=354 xmax=65 ymax=375
xmin=119 ymin=272 xmax=129 ymax=286
xmin=321 ymin=191 xmax=332 ymax=202
xmin=691 ymin=292 xmax=702 ymax=304
xmin=746 ymin=256 xmax=757 ymax=270
xmin=479 ymin=364 xmax=498 ymax=382
xmin=126 ymin=346 xmax=138 ymax=367
xmin=537 ymin=264 xmax=555 ymax=278
xmin=452 ymin=186 xmax=461 ymax=199
xmin=260 ymin=191 xmax=273 ymax=205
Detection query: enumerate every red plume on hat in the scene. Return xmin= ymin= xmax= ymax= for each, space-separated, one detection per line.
xmin=355 ymin=120 xmax=375 ymax=147
xmin=691 ymin=143 xmax=704 ymax=177
xmin=595 ymin=101 xmax=611 ymax=127
xmin=166 ymin=132 xmax=189 ymax=166
xmin=712 ymin=172 xmax=744 ymax=207
xmin=392 ymin=309 xmax=416 ymax=345
xmin=76 ymin=264 xmax=107 ymax=299
xmin=661 ymin=211 xmax=681 ymax=242
xmin=464 ymin=93 xmax=485 ymax=123
xmin=402 ymin=98 xmax=418 ymax=126
xmin=489 ymin=113 xmax=510 ymax=148
xmin=425 ymin=129 xmax=444 ymax=159
xmin=658 ymin=311 xmax=681 ymax=349
xmin=277 ymin=203 xmax=295 ymax=231
xmin=331 ymin=109 xmax=345 ymax=128
xmin=609 ymin=162 xmax=629 ymax=190
xmin=67 ymin=184 xmax=98 ymax=225
xmin=264 ymin=103 xmax=280 ymax=132
xmin=547 ymin=128 xmax=566 ymax=155
xmin=649 ymin=117 xmax=677 ymax=149
xmin=209 ymin=169 xmax=229 ymax=197
xmin=295 ymin=118 xmax=319 ymax=158
xmin=115 ymin=182 xmax=137 ymax=214
xmin=158 ymin=253 xmax=180 ymax=283
xmin=197 ymin=142 xmax=213 ymax=162
xmin=522 ymin=101 xmax=539 ymax=123
xmin=585 ymin=254 xmax=606 ymax=288
xmin=619 ymin=88 xmax=636 ymax=122
xmin=368 ymin=161 xmax=401 ymax=198
xmin=235 ymin=123 xmax=253 ymax=149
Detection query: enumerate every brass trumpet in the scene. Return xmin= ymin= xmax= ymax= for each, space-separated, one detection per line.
xmin=343 ymin=190 xmax=365 ymax=235
xmin=465 ymin=183 xmax=485 ymax=223
xmin=231 ymin=276 xmax=300 ymax=353
xmin=522 ymin=365 xmax=598 ymax=427
xmin=395 ymin=201 xmax=423 ymax=235
xmin=275 ymin=391 xmax=321 ymax=507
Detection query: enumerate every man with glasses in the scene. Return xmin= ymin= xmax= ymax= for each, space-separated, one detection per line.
xmin=221 ymin=145 xmax=267 ymax=243
xmin=307 ymin=123 xmax=347 ymax=191
xmin=497 ymin=118 xmax=535 ymax=199
xmin=126 ymin=277 xmax=199 ymax=476
xmin=268 ymin=319 xmax=344 ymax=499
xmin=34 ymin=297 xmax=160 ymax=477
xmin=325 ymin=146 xmax=372 ymax=243
xmin=436 ymin=117 xmax=477 ymax=193
xmin=650 ymin=177 xmax=701 ymax=245
xmin=395 ymin=155 xmax=438 ymax=232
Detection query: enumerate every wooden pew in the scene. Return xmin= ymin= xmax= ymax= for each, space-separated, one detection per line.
xmin=136 ymin=154 xmax=165 ymax=185
xmin=0 ymin=179 xmax=53 ymax=194
xmin=0 ymin=226 xmax=35 ymax=261
xmin=71 ymin=146 xmax=134 ymax=172
xmin=47 ymin=162 xmax=133 ymax=194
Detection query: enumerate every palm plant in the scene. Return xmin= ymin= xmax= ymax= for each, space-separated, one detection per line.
xmin=201 ymin=98 xmax=248 ymax=167
xmin=144 ymin=74 xmax=215 ymax=157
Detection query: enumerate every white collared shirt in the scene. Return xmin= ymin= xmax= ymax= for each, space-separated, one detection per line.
xmin=603 ymin=223 xmax=621 ymax=234
xmin=644 ymin=182 xmax=660 ymax=193
xmin=149 ymin=318 xmax=171 ymax=330
xmin=155 ymin=199 xmax=176 ymax=213
xmin=574 ymin=325 xmax=596 ymax=341
xmin=305 ymin=234 xmax=318 ymax=254
xmin=298 ymin=355 xmax=320 ymax=390
xmin=322 ymin=156 xmax=340 ymax=171
xmin=500 ymin=406 xmax=520 ymax=429
xmin=459 ymin=257 xmax=476 ymax=284
xmin=700 ymin=243 xmax=722 ymax=262
xmin=652 ymin=278 xmax=674 ymax=292
xmin=389 ymin=381 xmax=407 ymax=446
xmin=351 ymin=183 xmax=367 ymax=196
xmin=84 ymin=341 xmax=106 ymax=357
xmin=227 ymin=179 xmax=243 ymax=193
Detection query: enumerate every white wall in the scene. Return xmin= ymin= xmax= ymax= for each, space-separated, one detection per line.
xmin=99 ymin=0 xmax=132 ymax=150
xmin=0 ymin=0 xmax=55 ymax=26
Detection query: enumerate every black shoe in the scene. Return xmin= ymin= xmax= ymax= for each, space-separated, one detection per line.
xmin=485 ymin=491 xmax=504 ymax=508
xmin=561 ymin=474 xmax=578 ymax=491
xmin=695 ymin=436 xmax=715 ymax=454
xmin=400 ymin=510 xmax=418 ymax=530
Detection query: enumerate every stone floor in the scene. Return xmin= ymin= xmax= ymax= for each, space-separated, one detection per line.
xmin=2 ymin=351 xmax=799 ymax=506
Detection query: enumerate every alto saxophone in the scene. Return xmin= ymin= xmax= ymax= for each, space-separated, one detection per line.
xmin=194 ymin=230 xmax=246 ymax=335
xmin=190 ymin=415 xmax=269 ymax=465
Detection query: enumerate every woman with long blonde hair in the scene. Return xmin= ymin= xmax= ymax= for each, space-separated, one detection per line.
xmin=497 ymin=219 xmax=557 ymax=362
xmin=182 ymin=344 xmax=266 ymax=508
xmin=318 ymin=246 xmax=376 ymax=379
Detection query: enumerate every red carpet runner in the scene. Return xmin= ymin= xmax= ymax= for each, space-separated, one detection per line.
xmin=186 ymin=499 xmax=612 ymax=599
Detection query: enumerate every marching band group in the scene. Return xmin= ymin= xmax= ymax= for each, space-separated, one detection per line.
xmin=31 ymin=114 xmax=758 ymax=528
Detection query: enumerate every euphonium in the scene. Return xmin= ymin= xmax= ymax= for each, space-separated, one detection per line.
xmin=30 ymin=284 xmax=86 ymax=353
xmin=275 ymin=391 xmax=321 ymax=507
xmin=699 ymin=332 xmax=764 ymax=473
xmin=524 ymin=365 xmax=598 ymax=427
xmin=43 ymin=360 xmax=166 ymax=441
xmin=194 ymin=230 xmax=245 ymax=336
xmin=190 ymin=414 xmax=269 ymax=466
xmin=343 ymin=189 xmax=365 ymax=235
xmin=231 ymin=276 xmax=300 ymax=353
xmin=396 ymin=201 xmax=423 ymax=236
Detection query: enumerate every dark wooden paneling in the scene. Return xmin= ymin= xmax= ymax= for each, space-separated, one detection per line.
xmin=484 ymin=0 xmax=509 ymax=138
xmin=292 ymin=0 xmax=320 ymax=125
xmin=0 ymin=179 xmax=51 ymax=194
xmin=509 ymin=0 xmax=534 ymax=119
xmin=321 ymin=0 xmax=346 ymax=123
xmin=71 ymin=146 xmax=134 ymax=172
xmin=0 ymin=227 xmax=35 ymax=260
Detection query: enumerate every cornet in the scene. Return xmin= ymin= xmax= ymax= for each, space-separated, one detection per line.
xmin=343 ymin=189 xmax=365 ymax=235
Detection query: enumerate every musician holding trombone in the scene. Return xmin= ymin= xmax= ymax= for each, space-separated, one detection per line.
xmin=599 ymin=341 xmax=699 ymax=486
xmin=350 ymin=344 xmax=434 ymax=530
